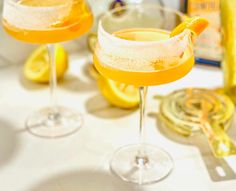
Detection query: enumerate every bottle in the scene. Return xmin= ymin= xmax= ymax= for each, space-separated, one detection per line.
xmin=180 ymin=0 xmax=222 ymax=67
xmin=221 ymin=0 xmax=236 ymax=103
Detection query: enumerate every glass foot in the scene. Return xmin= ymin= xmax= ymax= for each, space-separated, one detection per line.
xmin=110 ymin=144 xmax=173 ymax=185
xmin=26 ymin=106 xmax=83 ymax=138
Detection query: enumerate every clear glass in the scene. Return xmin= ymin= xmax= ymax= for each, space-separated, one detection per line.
xmin=94 ymin=4 xmax=194 ymax=184
xmin=2 ymin=0 xmax=93 ymax=138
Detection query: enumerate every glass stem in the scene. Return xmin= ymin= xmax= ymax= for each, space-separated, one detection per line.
xmin=139 ymin=86 xmax=148 ymax=145
xmin=47 ymin=44 xmax=58 ymax=114
xmin=136 ymin=86 xmax=148 ymax=168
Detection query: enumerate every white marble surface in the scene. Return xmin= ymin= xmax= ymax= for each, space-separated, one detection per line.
xmin=0 ymin=46 xmax=236 ymax=191
xmin=0 ymin=1 xmax=236 ymax=190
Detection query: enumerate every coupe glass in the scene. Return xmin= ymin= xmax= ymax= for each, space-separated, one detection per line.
xmin=94 ymin=4 xmax=194 ymax=184
xmin=2 ymin=0 xmax=93 ymax=138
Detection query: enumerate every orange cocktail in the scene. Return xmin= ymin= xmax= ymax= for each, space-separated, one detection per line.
xmin=93 ymin=4 xmax=195 ymax=185
xmin=94 ymin=28 xmax=194 ymax=86
xmin=3 ymin=0 xmax=93 ymax=44
xmin=2 ymin=0 xmax=93 ymax=138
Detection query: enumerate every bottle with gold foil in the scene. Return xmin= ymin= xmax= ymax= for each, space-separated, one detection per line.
xmin=221 ymin=0 xmax=236 ymax=104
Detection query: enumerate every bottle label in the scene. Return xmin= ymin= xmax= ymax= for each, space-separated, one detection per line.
xmin=187 ymin=0 xmax=222 ymax=62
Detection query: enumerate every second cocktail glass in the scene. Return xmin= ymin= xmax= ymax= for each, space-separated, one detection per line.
xmin=94 ymin=5 xmax=194 ymax=184
xmin=2 ymin=0 xmax=93 ymax=138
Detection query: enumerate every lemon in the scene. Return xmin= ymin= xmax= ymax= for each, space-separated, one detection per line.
xmin=170 ymin=16 xmax=209 ymax=37
xmin=97 ymin=76 xmax=139 ymax=109
xmin=24 ymin=44 xmax=68 ymax=83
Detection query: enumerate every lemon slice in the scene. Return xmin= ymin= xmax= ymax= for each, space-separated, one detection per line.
xmin=170 ymin=16 xmax=209 ymax=37
xmin=24 ymin=44 xmax=68 ymax=83
xmin=97 ymin=76 xmax=139 ymax=109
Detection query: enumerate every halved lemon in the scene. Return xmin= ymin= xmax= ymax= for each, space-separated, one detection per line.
xmin=97 ymin=76 xmax=139 ymax=109
xmin=170 ymin=16 xmax=209 ymax=37
xmin=23 ymin=44 xmax=68 ymax=83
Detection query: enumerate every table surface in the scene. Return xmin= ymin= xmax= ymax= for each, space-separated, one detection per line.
xmin=0 ymin=49 xmax=236 ymax=191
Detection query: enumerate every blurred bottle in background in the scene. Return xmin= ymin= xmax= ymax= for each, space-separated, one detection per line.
xmin=221 ymin=0 xmax=236 ymax=104
xmin=180 ymin=0 xmax=221 ymax=67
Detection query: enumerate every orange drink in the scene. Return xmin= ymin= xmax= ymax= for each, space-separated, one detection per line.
xmin=3 ymin=0 xmax=93 ymax=44
xmin=94 ymin=28 xmax=194 ymax=86
xmin=2 ymin=0 xmax=93 ymax=138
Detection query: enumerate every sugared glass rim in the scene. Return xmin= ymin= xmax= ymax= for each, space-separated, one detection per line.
xmin=98 ymin=4 xmax=191 ymax=46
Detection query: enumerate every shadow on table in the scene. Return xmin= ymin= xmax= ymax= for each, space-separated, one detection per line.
xmin=0 ymin=118 xmax=20 ymax=168
xmin=19 ymin=62 xmax=97 ymax=92
xmin=155 ymin=114 xmax=236 ymax=182
xmin=60 ymin=61 xmax=98 ymax=93
xmin=81 ymin=62 xmax=98 ymax=81
xmin=86 ymin=94 xmax=137 ymax=119
xmin=19 ymin=73 xmax=97 ymax=93
xmin=28 ymin=170 xmax=143 ymax=191
xmin=59 ymin=74 xmax=97 ymax=93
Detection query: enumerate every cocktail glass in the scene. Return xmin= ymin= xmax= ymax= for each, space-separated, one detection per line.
xmin=94 ymin=4 xmax=194 ymax=184
xmin=2 ymin=0 xmax=93 ymax=138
